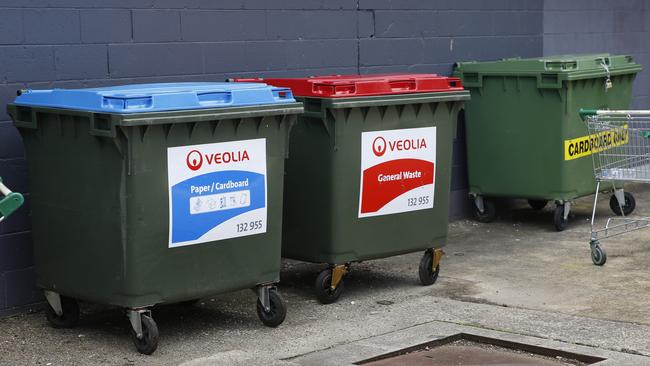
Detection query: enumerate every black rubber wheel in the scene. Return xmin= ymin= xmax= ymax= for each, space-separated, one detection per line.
xmin=418 ymin=250 xmax=440 ymax=286
xmin=553 ymin=204 xmax=568 ymax=231
xmin=610 ymin=192 xmax=635 ymax=216
xmin=528 ymin=199 xmax=548 ymax=211
xmin=45 ymin=296 xmax=79 ymax=329
xmin=314 ymin=268 xmax=344 ymax=304
xmin=132 ymin=314 xmax=159 ymax=355
xmin=591 ymin=243 xmax=607 ymax=266
xmin=474 ymin=198 xmax=496 ymax=223
xmin=256 ymin=289 xmax=286 ymax=327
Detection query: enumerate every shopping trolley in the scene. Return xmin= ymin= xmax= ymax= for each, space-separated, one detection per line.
xmin=582 ymin=109 xmax=650 ymax=265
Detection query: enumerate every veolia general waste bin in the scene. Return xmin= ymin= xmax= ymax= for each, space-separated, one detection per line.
xmin=454 ymin=54 xmax=641 ymax=230
xmin=237 ymin=74 xmax=469 ymax=303
xmin=8 ymin=83 xmax=303 ymax=354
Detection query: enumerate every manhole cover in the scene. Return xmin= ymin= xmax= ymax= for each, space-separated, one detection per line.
xmin=357 ymin=334 xmax=605 ymax=366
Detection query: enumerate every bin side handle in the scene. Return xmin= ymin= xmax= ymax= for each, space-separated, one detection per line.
xmin=537 ymin=73 xmax=562 ymax=89
xmin=460 ymin=72 xmax=482 ymax=88
xmin=8 ymin=105 xmax=38 ymax=129
xmin=89 ymin=114 xmax=117 ymax=138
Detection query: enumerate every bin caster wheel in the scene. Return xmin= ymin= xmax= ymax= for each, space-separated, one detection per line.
xmin=418 ymin=249 xmax=440 ymax=286
xmin=131 ymin=314 xmax=159 ymax=355
xmin=474 ymin=197 xmax=496 ymax=223
xmin=315 ymin=268 xmax=344 ymax=304
xmin=591 ymin=243 xmax=607 ymax=266
xmin=528 ymin=199 xmax=548 ymax=211
xmin=45 ymin=296 xmax=79 ymax=329
xmin=553 ymin=204 xmax=569 ymax=231
xmin=256 ymin=288 xmax=286 ymax=328
xmin=610 ymin=192 xmax=635 ymax=216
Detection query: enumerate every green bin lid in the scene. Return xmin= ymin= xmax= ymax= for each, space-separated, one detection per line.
xmin=454 ymin=54 xmax=641 ymax=80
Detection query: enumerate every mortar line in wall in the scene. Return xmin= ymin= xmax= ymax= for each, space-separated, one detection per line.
xmin=129 ymin=9 xmax=134 ymax=43
xmin=0 ymin=34 xmax=546 ymax=48
xmin=14 ymin=62 xmax=462 ymax=86
xmin=356 ymin=0 xmax=360 ymax=73
xmin=106 ymin=44 xmax=110 ymax=77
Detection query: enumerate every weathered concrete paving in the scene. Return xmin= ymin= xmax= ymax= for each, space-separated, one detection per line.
xmin=0 ymin=184 xmax=649 ymax=365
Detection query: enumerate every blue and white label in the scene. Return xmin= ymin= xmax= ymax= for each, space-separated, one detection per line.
xmin=167 ymin=138 xmax=267 ymax=248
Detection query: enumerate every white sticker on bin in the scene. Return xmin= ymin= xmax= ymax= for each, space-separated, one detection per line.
xmin=359 ymin=127 xmax=436 ymax=218
xmin=167 ymin=139 xmax=267 ymax=248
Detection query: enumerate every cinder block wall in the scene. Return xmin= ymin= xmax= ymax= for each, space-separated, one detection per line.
xmin=543 ymin=0 xmax=650 ymax=107
xmin=0 ymin=0 xmax=646 ymax=316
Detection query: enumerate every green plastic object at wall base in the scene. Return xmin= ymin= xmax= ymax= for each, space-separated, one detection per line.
xmin=0 ymin=182 xmax=24 ymax=220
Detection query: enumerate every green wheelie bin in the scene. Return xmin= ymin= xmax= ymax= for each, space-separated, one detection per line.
xmin=237 ymin=74 xmax=470 ymax=303
xmin=453 ymin=54 xmax=642 ymax=230
xmin=8 ymin=82 xmax=303 ymax=354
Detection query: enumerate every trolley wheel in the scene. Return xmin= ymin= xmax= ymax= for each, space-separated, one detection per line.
xmin=528 ymin=199 xmax=548 ymax=211
xmin=418 ymin=250 xmax=440 ymax=286
xmin=610 ymin=192 xmax=635 ymax=216
xmin=45 ymin=296 xmax=79 ymax=329
xmin=315 ymin=268 xmax=344 ymax=304
xmin=553 ymin=204 xmax=569 ymax=231
xmin=131 ymin=314 xmax=159 ymax=355
xmin=256 ymin=288 xmax=286 ymax=328
xmin=474 ymin=198 xmax=496 ymax=223
xmin=591 ymin=243 xmax=607 ymax=266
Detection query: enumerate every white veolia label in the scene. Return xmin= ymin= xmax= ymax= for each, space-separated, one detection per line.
xmin=359 ymin=127 xmax=436 ymax=218
xmin=167 ymin=138 xmax=267 ymax=248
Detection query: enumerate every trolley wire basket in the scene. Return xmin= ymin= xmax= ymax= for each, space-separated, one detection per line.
xmin=583 ymin=109 xmax=650 ymax=265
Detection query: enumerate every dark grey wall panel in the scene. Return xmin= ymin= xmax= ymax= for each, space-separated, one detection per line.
xmin=543 ymin=0 xmax=649 ymax=108
xmin=0 ymin=0 xmax=648 ymax=316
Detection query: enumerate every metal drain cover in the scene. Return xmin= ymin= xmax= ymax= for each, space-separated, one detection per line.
xmin=358 ymin=334 xmax=604 ymax=366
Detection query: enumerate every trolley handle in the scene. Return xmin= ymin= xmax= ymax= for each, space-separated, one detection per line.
xmin=0 ymin=179 xmax=25 ymax=222
xmin=580 ymin=108 xmax=650 ymax=120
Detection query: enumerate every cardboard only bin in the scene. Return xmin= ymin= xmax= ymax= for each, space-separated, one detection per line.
xmin=454 ymin=54 xmax=641 ymax=230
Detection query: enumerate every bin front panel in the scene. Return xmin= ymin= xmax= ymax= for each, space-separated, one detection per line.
xmin=122 ymin=114 xmax=290 ymax=306
xmin=283 ymin=98 xmax=463 ymax=264
xmin=464 ymin=72 xmax=637 ymax=200
xmin=11 ymin=105 xmax=295 ymax=308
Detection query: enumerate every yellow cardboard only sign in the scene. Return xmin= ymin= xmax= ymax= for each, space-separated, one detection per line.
xmin=564 ymin=124 xmax=629 ymax=161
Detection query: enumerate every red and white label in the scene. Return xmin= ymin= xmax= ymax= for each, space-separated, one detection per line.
xmin=358 ymin=127 xmax=436 ymax=218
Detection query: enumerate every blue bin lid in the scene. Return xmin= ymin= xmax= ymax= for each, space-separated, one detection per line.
xmin=13 ymin=82 xmax=296 ymax=113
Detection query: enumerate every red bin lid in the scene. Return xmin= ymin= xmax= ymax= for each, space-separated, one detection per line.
xmin=232 ymin=74 xmax=464 ymax=98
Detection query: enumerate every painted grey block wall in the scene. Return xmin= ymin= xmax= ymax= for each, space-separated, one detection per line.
xmin=543 ymin=0 xmax=650 ymax=108
xmin=0 ymin=0 xmax=647 ymax=316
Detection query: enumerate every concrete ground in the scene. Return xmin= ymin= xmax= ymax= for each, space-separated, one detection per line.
xmin=1 ymin=184 xmax=650 ymax=365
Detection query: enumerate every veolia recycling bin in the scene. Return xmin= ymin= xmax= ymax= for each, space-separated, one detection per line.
xmin=8 ymin=82 xmax=303 ymax=354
